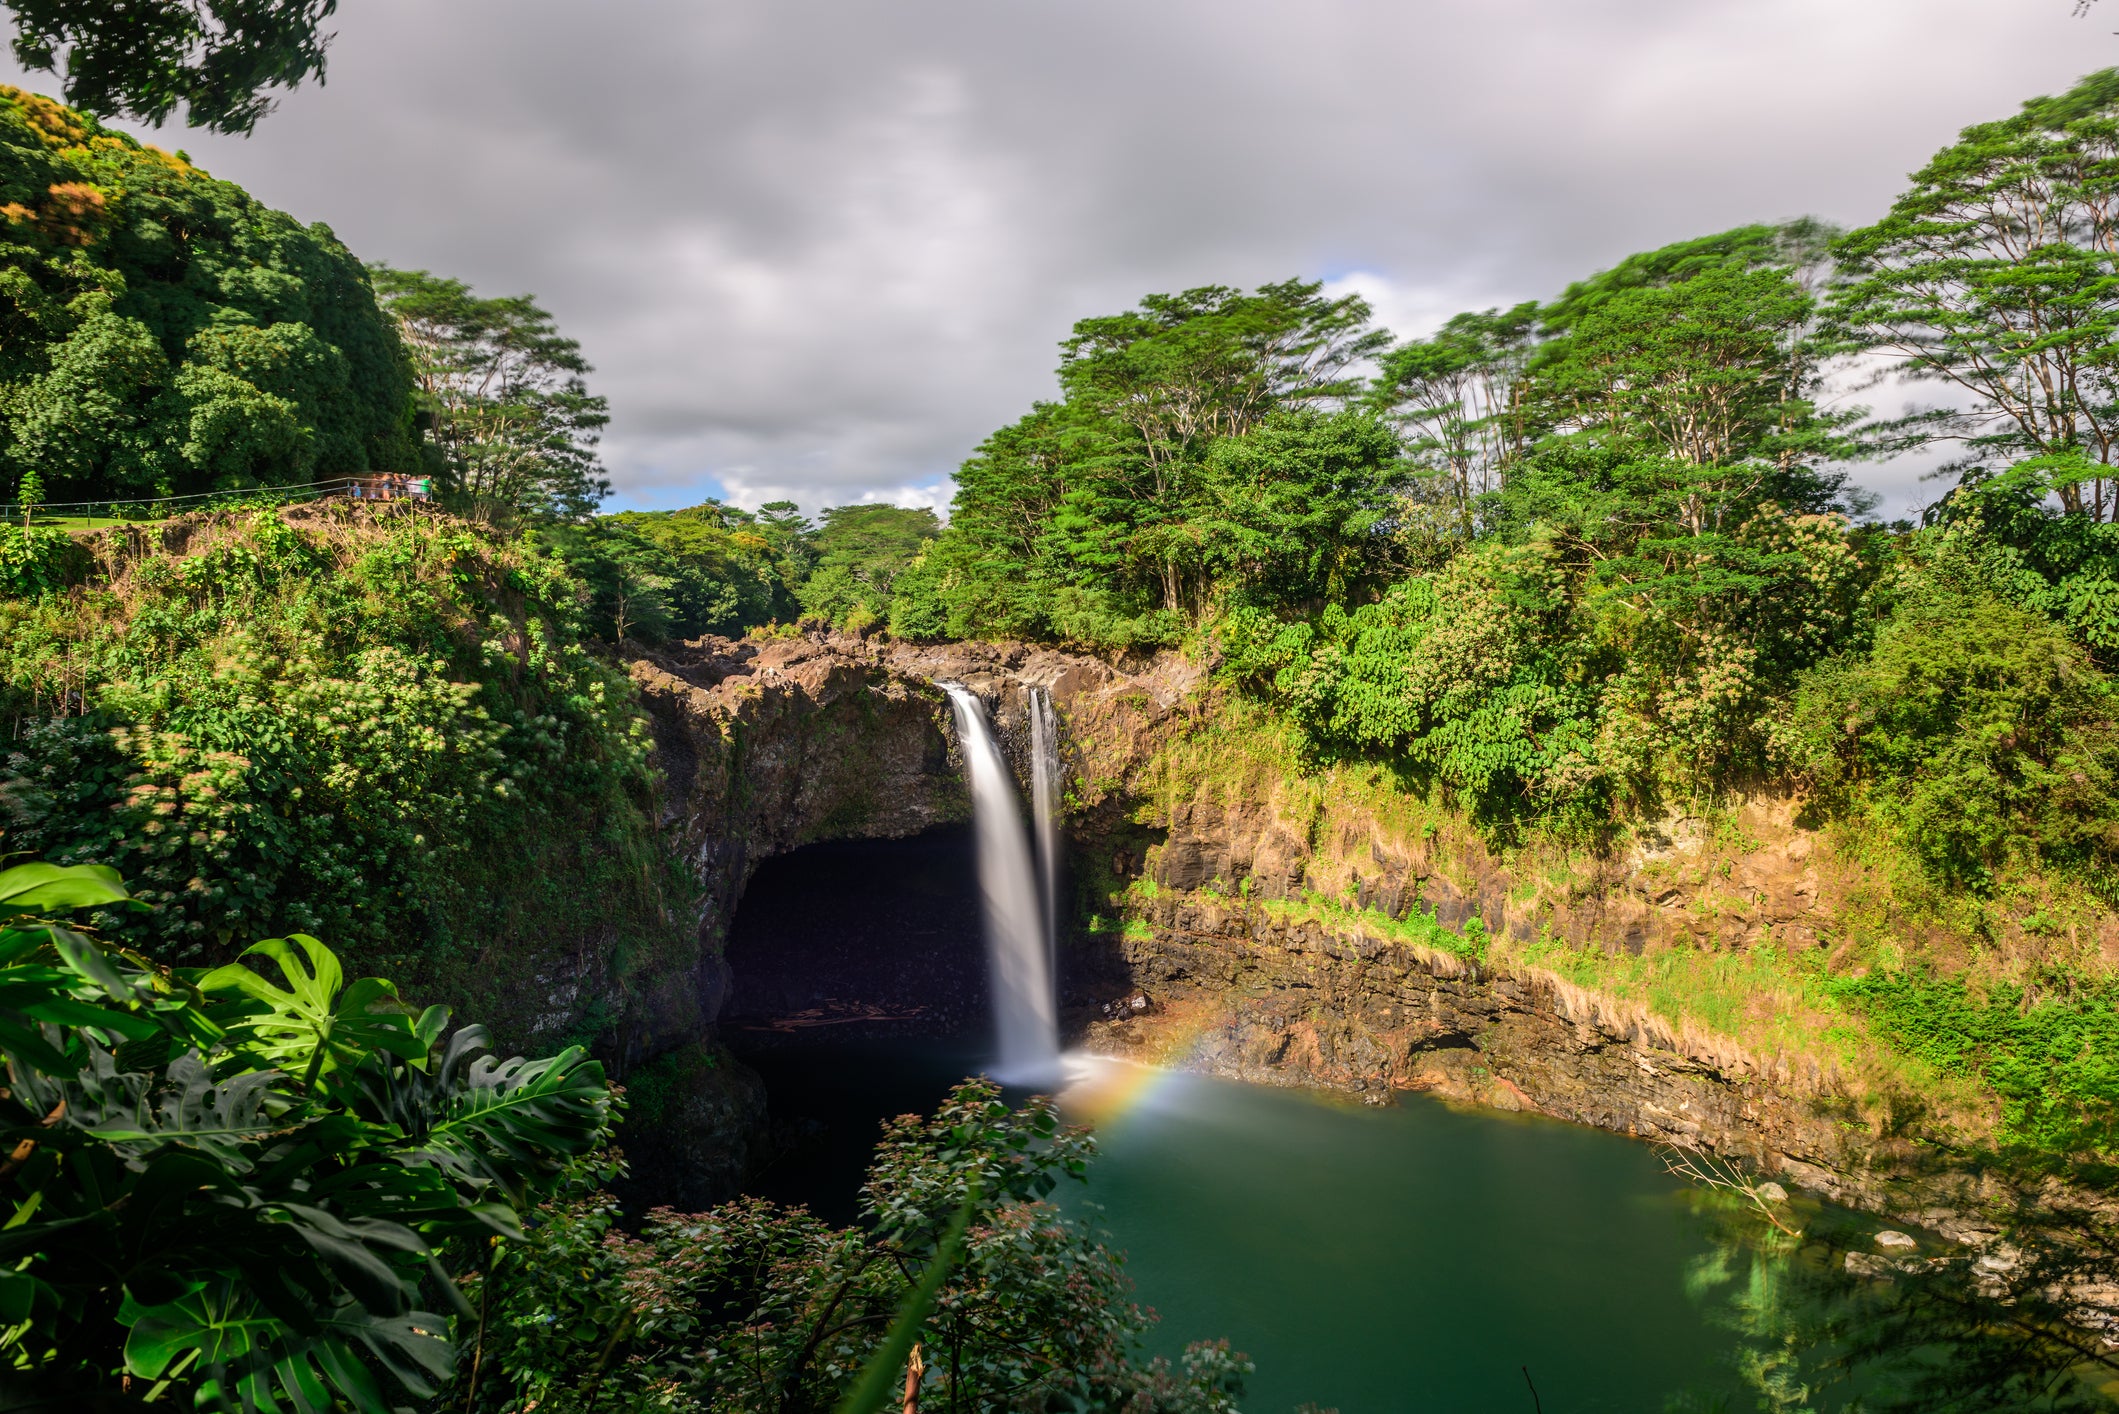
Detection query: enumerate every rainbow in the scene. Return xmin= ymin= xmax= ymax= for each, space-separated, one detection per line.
xmin=1057 ymin=1049 xmax=1197 ymax=1127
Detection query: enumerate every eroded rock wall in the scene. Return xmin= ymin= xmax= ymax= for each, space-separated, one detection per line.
xmin=1081 ymin=891 xmax=2017 ymax=1232
xmin=611 ymin=633 xmax=2101 ymax=1231
xmin=613 ymin=631 xmax=1196 ymax=1204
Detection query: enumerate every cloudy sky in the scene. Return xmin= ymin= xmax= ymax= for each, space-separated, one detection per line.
xmin=5 ymin=0 xmax=2109 ymax=517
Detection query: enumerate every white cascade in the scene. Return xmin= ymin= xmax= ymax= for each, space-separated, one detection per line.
xmin=941 ymin=683 xmax=1061 ymax=1085
xmin=1028 ymin=686 xmax=1063 ymax=987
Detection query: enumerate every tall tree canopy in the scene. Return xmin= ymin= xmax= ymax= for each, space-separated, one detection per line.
xmin=0 ymin=86 xmax=416 ymax=505
xmin=911 ymin=280 xmax=1405 ymax=645
xmin=5 ymin=0 xmax=334 ymax=133
xmin=1831 ymin=68 xmax=2119 ymax=518
xmin=369 ymin=265 xmax=609 ymax=518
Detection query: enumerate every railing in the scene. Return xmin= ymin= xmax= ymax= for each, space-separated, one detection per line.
xmin=1 ymin=475 xmax=434 ymax=524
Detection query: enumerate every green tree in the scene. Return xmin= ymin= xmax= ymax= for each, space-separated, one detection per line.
xmin=1190 ymin=408 xmax=1406 ymax=611
xmin=798 ymin=503 xmax=941 ymax=628
xmin=4 ymin=0 xmax=334 ymax=133
xmin=1789 ymin=566 xmax=2119 ymax=894
xmin=1368 ymin=303 xmax=1538 ymax=539
xmin=0 ymin=87 xmax=416 ymax=503
xmin=1919 ymin=456 xmax=2119 ymax=658
xmin=932 ymin=281 xmax=1399 ymax=643
xmin=535 ymin=501 xmax=809 ymax=643
xmin=1057 ymin=280 xmax=1390 ymax=615
xmin=369 ymin=265 xmax=609 ymax=518
xmin=1831 ymin=69 xmax=2119 ymax=517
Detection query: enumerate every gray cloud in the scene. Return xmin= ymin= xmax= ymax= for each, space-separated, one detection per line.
xmin=3 ymin=0 xmax=2103 ymax=517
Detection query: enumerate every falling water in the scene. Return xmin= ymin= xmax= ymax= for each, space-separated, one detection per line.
xmin=1028 ymin=687 xmax=1062 ymax=986
xmin=941 ymin=684 xmax=1061 ymax=1085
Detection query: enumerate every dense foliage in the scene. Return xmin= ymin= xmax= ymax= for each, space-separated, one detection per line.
xmin=0 ymin=87 xmax=416 ymax=506
xmin=798 ymin=503 xmax=940 ymax=633
xmin=5 ymin=0 xmax=334 ymax=134
xmin=894 ymin=72 xmax=2119 ymax=1176
xmin=908 ymin=74 xmax=2119 ymax=864
xmin=540 ymin=499 xmax=815 ymax=644
xmin=1827 ymin=69 xmax=2119 ymax=505
xmin=888 ymin=282 xmax=1403 ymax=648
xmin=535 ymin=499 xmax=940 ymax=646
xmin=0 ymin=861 xmax=614 ymax=1409
xmin=0 ymin=506 xmax=686 ymax=1044
xmin=459 ymin=1079 xmax=1251 ymax=1414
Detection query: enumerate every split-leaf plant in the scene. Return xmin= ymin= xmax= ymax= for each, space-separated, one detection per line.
xmin=0 ymin=860 xmax=613 ymax=1410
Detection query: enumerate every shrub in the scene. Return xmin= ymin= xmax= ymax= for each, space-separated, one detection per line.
xmin=0 ymin=524 xmax=87 ymax=597
xmin=0 ymin=510 xmax=679 ymax=1000
xmin=1787 ymin=572 xmax=2119 ymax=893
xmin=457 ymin=1079 xmax=1253 ymax=1413
xmin=1828 ymin=967 xmax=2119 ymax=1167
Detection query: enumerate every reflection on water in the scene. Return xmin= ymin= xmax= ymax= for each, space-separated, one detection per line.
xmin=741 ymin=1042 xmax=1751 ymax=1410
xmin=735 ymin=1043 xmax=2119 ymax=1413
xmin=1057 ymin=1057 xmax=1742 ymax=1414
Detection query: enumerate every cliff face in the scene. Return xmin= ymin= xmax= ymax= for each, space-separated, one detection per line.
xmin=613 ymin=632 xmax=1198 ymax=1203
xmin=613 ymin=633 xmax=2093 ymax=1233
xmin=1086 ymin=894 xmax=1999 ymax=1229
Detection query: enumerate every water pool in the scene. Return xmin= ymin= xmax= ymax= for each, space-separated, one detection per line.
xmin=741 ymin=1042 xmax=1748 ymax=1411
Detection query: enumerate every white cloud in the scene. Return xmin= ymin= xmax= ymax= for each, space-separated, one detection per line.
xmin=3 ymin=0 xmax=2100 ymax=514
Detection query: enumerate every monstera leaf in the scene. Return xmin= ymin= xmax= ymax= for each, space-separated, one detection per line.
xmin=0 ymin=862 xmax=135 ymax=918
xmin=0 ymin=868 xmax=609 ymax=1408
xmin=405 ymin=1026 xmax=611 ymax=1201
xmin=0 ymin=866 xmax=160 ymax=1073
xmin=122 ymin=1279 xmax=451 ymax=1414
xmin=201 ymin=936 xmax=428 ymax=1089
xmin=69 ymin=1049 xmax=292 ymax=1173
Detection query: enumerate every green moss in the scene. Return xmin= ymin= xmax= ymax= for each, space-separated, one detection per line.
xmin=622 ymin=1040 xmax=723 ymax=1128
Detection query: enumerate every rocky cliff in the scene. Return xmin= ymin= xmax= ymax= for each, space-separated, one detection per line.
xmin=613 ymin=631 xmax=1198 ymax=1203
xmin=614 ymin=631 xmax=2102 ymax=1238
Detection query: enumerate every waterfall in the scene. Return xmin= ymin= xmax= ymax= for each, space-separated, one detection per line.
xmin=941 ymin=684 xmax=1061 ymax=1085
xmin=1028 ymin=687 xmax=1062 ymax=987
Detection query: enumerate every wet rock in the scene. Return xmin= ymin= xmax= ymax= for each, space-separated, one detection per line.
xmin=1876 ymin=1230 xmax=1918 ymax=1252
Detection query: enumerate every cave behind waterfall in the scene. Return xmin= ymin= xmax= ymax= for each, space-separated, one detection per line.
xmin=723 ymin=825 xmax=993 ymax=1220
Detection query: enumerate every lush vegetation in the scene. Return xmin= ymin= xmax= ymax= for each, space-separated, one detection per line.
xmin=466 ymin=1080 xmax=1251 ymax=1413
xmin=4 ymin=864 xmax=1238 ymax=1411
xmin=799 ymin=503 xmax=941 ymax=635
xmin=0 ymin=860 xmax=615 ymax=1408
xmin=912 ymin=73 xmax=2119 ymax=1178
xmin=0 ymin=86 xmax=418 ymax=507
xmin=539 ymin=499 xmax=940 ymax=647
xmin=6 ymin=31 xmax=2119 ymax=1408
xmin=0 ymin=505 xmax=689 ymax=1045
xmin=369 ymin=265 xmax=611 ymax=520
